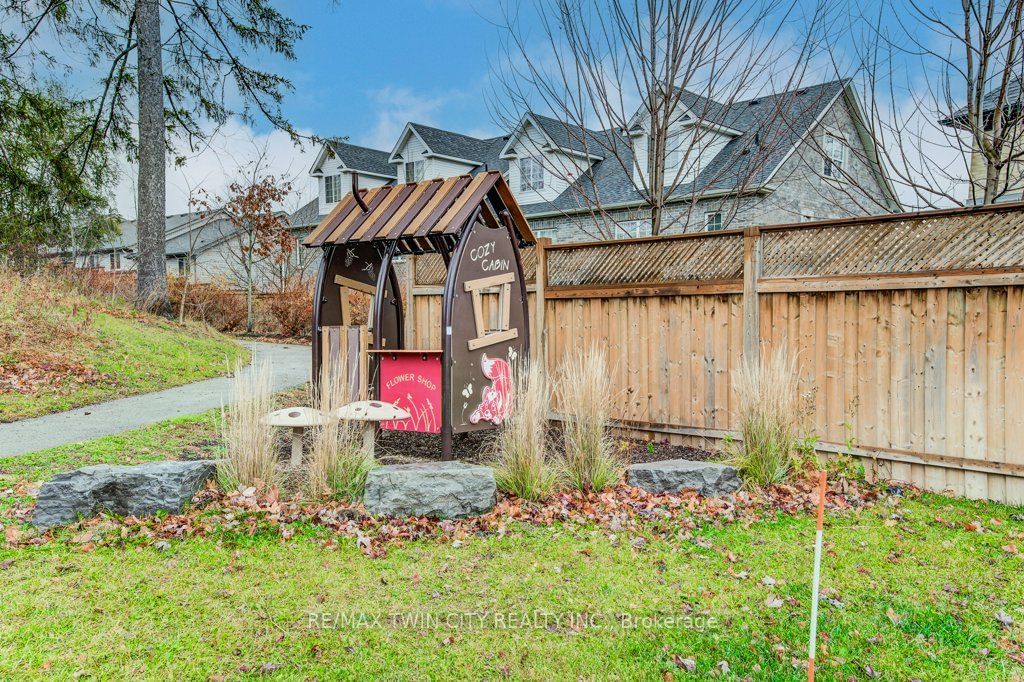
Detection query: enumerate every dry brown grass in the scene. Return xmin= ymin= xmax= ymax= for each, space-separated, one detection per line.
xmin=726 ymin=346 xmax=806 ymax=488
xmin=491 ymin=358 xmax=556 ymax=502
xmin=305 ymin=365 xmax=373 ymax=501
xmin=219 ymin=359 xmax=277 ymax=490
xmin=555 ymin=345 xmax=623 ymax=493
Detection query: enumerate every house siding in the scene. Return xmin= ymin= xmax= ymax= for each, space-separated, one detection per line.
xmin=526 ymin=94 xmax=892 ymax=242
xmin=505 ymin=121 xmax=592 ymax=204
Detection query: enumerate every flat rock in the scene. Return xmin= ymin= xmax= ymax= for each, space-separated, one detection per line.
xmin=363 ymin=461 xmax=496 ymax=519
xmin=33 ymin=460 xmax=218 ymax=529
xmin=626 ymin=459 xmax=740 ymax=496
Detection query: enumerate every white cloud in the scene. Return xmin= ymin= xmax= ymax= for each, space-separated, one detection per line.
xmin=360 ymin=87 xmax=453 ymax=149
xmin=112 ymin=118 xmax=317 ymax=219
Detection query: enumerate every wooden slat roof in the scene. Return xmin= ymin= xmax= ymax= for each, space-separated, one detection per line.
xmin=303 ymin=171 xmax=535 ymax=249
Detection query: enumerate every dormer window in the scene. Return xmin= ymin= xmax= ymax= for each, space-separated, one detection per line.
xmin=405 ymin=160 xmax=424 ymax=183
xmin=324 ymin=174 xmax=344 ymax=203
xmin=520 ymin=157 xmax=544 ymax=191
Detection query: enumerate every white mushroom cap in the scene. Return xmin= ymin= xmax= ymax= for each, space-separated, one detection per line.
xmin=262 ymin=406 xmax=328 ymax=428
xmin=333 ymin=400 xmax=411 ymax=422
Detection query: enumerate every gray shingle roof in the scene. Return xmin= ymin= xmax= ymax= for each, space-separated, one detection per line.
xmin=941 ymin=76 xmax=1024 ymax=126
xmin=407 ymin=123 xmax=510 ymax=173
xmin=527 ymin=113 xmax=606 ymax=158
xmin=327 ymin=140 xmax=397 ymax=178
xmin=163 ymin=214 xmax=238 ymax=256
xmin=290 ymin=198 xmax=321 ymax=228
xmin=519 ymin=79 xmax=848 ymax=215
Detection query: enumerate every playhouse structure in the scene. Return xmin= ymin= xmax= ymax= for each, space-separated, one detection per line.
xmin=302 ymin=171 xmax=535 ymax=458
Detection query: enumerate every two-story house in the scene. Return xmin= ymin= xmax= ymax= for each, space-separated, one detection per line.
xmin=291 ymin=79 xmax=900 ymax=242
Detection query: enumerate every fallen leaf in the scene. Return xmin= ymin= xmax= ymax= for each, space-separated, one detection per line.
xmin=996 ymin=611 xmax=1014 ymax=629
xmin=671 ymin=656 xmax=696 ymax=673
xmin=765 ymin=595 xmax=784 ymax=608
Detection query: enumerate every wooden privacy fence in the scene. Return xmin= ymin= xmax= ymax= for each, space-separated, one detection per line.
xmin=405 ymin=202 xmax=1024 ymax=504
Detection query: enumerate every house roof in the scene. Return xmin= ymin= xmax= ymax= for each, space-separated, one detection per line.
xmin=392 ymin=122 xmax=510 ymax=173
xmin=519 ymin=79 xmax=853 ymax=215
xmin=318 ymin=140 xmax=396 ymax=178
xmin=526 ymin=113 xmax=606 ymax=159
xmin=163 ymin=214 xmax=238 ymax=256
xmin=940 ymin=76 xmax=1024 ymax=127
xmin=290 ymin=198 xmax=322 ymax=228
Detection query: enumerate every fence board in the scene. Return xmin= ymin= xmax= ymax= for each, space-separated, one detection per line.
xmin=404 ymin=202 xmax=1024 ymax=503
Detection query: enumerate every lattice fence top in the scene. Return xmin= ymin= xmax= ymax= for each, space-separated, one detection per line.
xmin=761 ymin=208 xmax=1024 ymax=279
xmin=409 ymin=203 xmax=1024 ymax=292
xmin=545 ymin=233 xmax=744 ymax=288
xmin=414 ymin=249 xmax=538 ymax=286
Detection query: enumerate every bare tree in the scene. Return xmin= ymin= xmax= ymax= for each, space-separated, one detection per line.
xmin=840 ymin=0 xmax=1024 ymax=207
xmin=489 ymin=0 xmax=830 ymax=237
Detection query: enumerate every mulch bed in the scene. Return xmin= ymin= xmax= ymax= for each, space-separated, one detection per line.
xmin=373 ymin=428 xmax=717 ymax=465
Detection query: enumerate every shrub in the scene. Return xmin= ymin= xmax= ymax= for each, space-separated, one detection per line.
xmin=726 ymin=346 xmax=805 ymax=489
xmin=262 ymin=277 xmax=312 ymax=337
xmin=168 ymin=277 xmax=247 ymax=331
xmin=555 ymin=345 xmax=622 ymax=493
xmin=305 ymin=364 xmax=374 ymax=501
xmin=491 ymin=358 xmax=556 ymax=502
xmin=220 ymin=359 xmax=277 ymax=490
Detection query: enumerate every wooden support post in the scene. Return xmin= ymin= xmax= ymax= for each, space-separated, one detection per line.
xmin=533 ymin=238 xmax=550 ymax=368
xmin=742 ymin=228 xmax=762 ymax=366
xmin=403 ymin=254 xmax=417 ymax=347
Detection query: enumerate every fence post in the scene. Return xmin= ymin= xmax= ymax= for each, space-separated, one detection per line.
xmin=403 ymin=254 xmax=416 ymax=347
xmin=533 ymin=238 xmax=550 ymax=368
xmin=742 ymin=227 xmax=762 ymax=366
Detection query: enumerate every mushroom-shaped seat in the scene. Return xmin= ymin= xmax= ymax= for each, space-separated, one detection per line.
xmin=332 ymin=400 xmax=410 ymax=422
xmin=262 ymin=407 xmax=328 ymax=467
xmin=332 ymin=401 xmax=411 ymax=458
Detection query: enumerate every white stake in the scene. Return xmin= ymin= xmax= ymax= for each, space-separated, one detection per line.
xmin=808 ymin=470 xmax=827 ymax=682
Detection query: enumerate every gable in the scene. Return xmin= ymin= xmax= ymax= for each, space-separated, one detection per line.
xmin=388 ymin=124 xmax=431 ymax=164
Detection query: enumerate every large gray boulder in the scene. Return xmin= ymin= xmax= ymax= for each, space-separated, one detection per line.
xmin=363 ymin=461 xmax=496 ymax=519
xmin=626 ymin=459 xmax=740 ymax=497
xmin=33 ymin=460 xmax=218 ymax=529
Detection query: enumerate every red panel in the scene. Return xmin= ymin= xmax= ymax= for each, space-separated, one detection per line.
xmin=379 ymin=352 xmax=442 ymax=433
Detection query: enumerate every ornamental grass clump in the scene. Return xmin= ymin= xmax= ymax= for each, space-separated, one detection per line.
xmin=220 ymin=359 xmax=277 ymax=490
xmin=491 ymin=358 xmax=557 ymax=502
xmin=727 ymin=346 xmax=804 ymax=489
xmin=305 ymin=365 xmax=374 ymax=501
xmin=555 ymin=345 xmax=622 ymax=493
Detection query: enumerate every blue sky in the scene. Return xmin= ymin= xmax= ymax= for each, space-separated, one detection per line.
xmin=270 ymin=0 xmax=512 ymax=148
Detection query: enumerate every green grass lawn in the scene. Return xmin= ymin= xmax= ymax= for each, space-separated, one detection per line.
xmin=1 ymin=416 xmax=1022 ymax=679
xmin=0 ymin=311 xmax=248 ymax=422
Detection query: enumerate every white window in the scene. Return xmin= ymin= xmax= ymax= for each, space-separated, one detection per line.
xmin=109 ymin=252 xmax=121 ymax=270
xmin=519 ymin=157 xmax=544 ymax=191
xmin=705 ymin=211 xmax=723 ymax=231
xmin=324 ymin=174 xmax=344 ymax=203
xmin=613 ymin=221 xmax=653 ymax=239
xmin=823 ymin=133 xmax=845 ymax=179
xmin=404 ymin=160 xmax=423 ymax=183
xmin=177 ymin=256 xmax=194 ymax=276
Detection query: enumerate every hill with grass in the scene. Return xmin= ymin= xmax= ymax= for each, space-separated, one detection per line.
xmin=0 ymin=268 xmax=249 ymax=422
